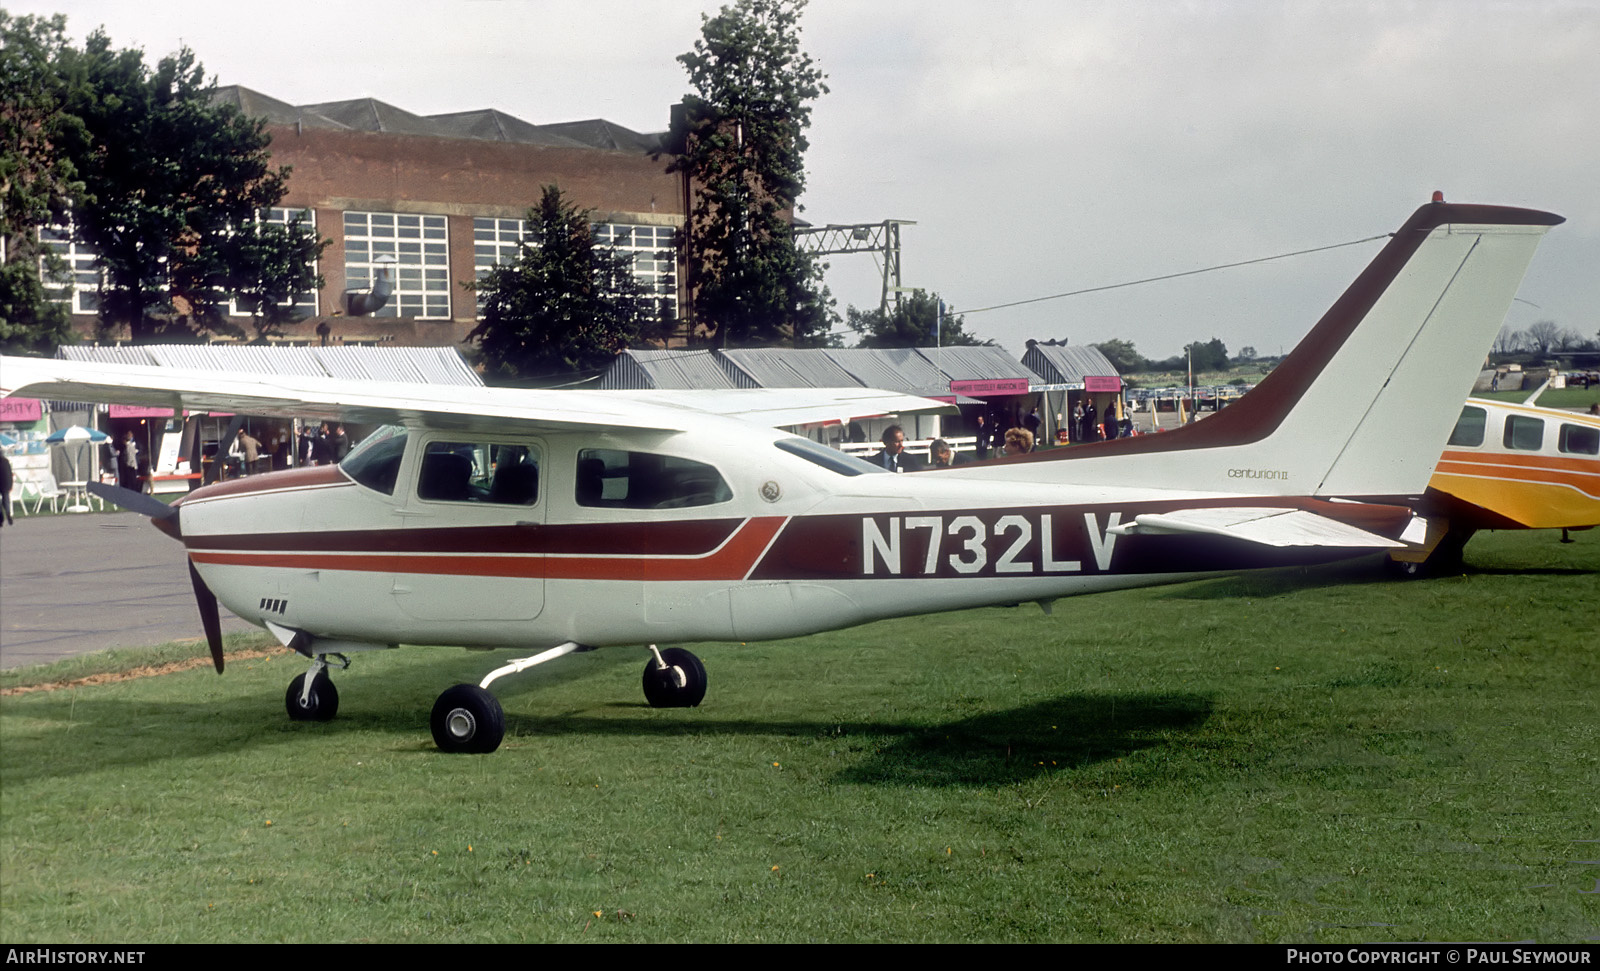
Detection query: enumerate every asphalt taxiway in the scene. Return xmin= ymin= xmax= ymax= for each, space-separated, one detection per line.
xmin=0 ymin=509 xmax=256 ymax=670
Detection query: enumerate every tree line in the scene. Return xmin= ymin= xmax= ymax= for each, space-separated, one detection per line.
xmin=1 ymin=10 xmax=324 ymax=354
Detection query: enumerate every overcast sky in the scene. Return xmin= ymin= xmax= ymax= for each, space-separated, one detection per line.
xmin=16 ymin=0 xmax=1599 ymax=359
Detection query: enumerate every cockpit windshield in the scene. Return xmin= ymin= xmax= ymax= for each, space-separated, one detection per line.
xmin=342 ymin=424 xmax=408 ymax=495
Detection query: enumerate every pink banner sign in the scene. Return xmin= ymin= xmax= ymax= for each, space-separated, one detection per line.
xmin=1083 ymin=375 xmax=1123 ymax=392
xmin=0 ymin=397 xmax=43 ymax=422
xmin=109 ymin=404 xmax=183 ymax=418
xmin=949 ymin=378 xmax=1030 ymax=396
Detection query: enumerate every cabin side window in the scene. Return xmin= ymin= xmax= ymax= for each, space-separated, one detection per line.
xmin=342 ymin=425 xmax=408 ymax=495
xmin=1559 ymin=423 xmax=1599 ymax=456
xmin=1446 ymin=406 xmax=1486 ymax=448
xmin=1503 ymin=415 xmax=1545 ymax=451
xmin=575 ymin=449 xmax=731 ymax=509
xmin=417 ymin=441 xmax=540 ymax=505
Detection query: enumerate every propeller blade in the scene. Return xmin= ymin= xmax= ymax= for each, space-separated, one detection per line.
xmin=87 ymin=481 xmax=179 ymax=523
xmin=188 ymin=561 xmax=225 ymax=674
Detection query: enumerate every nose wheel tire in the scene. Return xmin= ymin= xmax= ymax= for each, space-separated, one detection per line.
xmin=642 ymin=648 xmax=707 ymax=708
xmin=285 ymin=672 xmax=339 ymax=721
xmin=430 ymin=684 xmax=505 ymax=754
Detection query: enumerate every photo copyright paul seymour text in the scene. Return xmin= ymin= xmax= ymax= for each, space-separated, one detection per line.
xmin=1286 ymin=949 xmax=1593 ymax=966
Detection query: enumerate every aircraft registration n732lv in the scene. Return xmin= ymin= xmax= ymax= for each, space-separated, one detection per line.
xmin=0 ymin=198 xmax=1565 ymax=753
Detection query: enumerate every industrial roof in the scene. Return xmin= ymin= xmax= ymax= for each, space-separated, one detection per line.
xmin=823 ymin=348 xmax=954 ymax=396
xmin=595 ymin=350 xmax=748 ymax=390
xmin=718 ymin=348 xmax=862 ymax=389
xmin=212 ymin=86 xmax=664 ymax=153
xmin=57 ymin=345 xmax=483 ymax=386
xmin=211 ymin=86 xmax=351 ymax=130
xmin=919 ymin=345 xmax=1040 ymax=383
xmin=1020 ymin=342 xmax=1119 ymax=385
xmin=423 ymin=109 xmax=591 ymax=148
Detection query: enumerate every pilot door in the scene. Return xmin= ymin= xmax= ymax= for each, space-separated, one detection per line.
xmin=392 ymin=436 xmax=546 ymax=622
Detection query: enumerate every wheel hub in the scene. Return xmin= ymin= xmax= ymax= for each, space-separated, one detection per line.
xmin=447 ymin=708 xmax=477 ymax=739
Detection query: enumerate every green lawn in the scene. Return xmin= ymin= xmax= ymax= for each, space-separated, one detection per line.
xmin=2 ymin=530 xmax=1596 ymax=943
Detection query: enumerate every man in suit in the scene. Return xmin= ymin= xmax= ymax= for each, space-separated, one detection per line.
xmin=870 ymin=425 xmax=922 ymax=473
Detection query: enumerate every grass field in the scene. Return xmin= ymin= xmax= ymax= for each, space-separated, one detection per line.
xmin=1473 ymin=386 xmax=1600 ymax=411
xmin=2 ymin=530 xmax=1596 ymax=943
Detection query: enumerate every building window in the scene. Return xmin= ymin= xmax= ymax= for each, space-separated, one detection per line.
xmin=40 ymin=224 xmax=101 ymax=314
xmin=343 ymin=211 xmax=450 ymax=319
xmin=472 ymin=217 xmax=677 ymax=320
xmin=595 ymin=222 xmax=678 ymax=321
xmin=231 ymin=208 xmax=320 ymax=317
xmin=472 ymin=217 xmax=528 ymax=313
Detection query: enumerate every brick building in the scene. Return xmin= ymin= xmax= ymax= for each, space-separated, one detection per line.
xmin=50 ymin=86 xmax=688 ymax=349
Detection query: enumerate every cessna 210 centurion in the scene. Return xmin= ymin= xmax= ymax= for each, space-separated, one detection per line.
xmin=0 ymin=198 xmax=1564 ymax=753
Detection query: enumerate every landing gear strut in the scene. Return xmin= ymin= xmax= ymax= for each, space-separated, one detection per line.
xmin=285 ymin=654 xmax=347 ymax=721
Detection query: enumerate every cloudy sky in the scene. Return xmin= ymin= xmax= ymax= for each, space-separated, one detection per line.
xmin=16 ymin=0 xmax=1599 ymax=359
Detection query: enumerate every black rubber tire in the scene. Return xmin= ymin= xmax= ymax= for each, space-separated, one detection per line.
xmin=642 ymin=648 xmax=707 ymax=708
xmin=430 ymin=684 xmax=505 ymax=754
xmin=285 ymin=671 xmax=339 ymax=722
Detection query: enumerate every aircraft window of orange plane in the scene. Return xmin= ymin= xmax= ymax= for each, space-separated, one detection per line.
xmin=1503 ymin=415 xmax=1545 ymax=451
xmin=1559 ymin=423 xmax=1599 ymax=455
xmin=1447 ymin=406 xmax=1486 ymax=447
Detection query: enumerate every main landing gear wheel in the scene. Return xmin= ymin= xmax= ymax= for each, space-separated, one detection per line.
xmin=431 ymin=684 xmax=505 ymax=754
xmin=642 ymin=647 xmax=707 ymax=708
xmin=285 ymin=671 xmax=339 ymax=722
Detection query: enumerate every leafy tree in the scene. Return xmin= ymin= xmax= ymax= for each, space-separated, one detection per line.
xmin=1091 ymin=338 xmax=1148 ymax=374
xmin=671 ymin=0 xmax=833 ymax=347
xmin=847 ymin=290 xmax=986 ymax=348
xmin=58 ymin=31 xmax=318 ymax=341
xmin=1236 ymin=345 xmax=1257 ymax=362
xmin=468 ymin=185 xmax=672 ymax=382
xmin=1183 ymin=337 xmax=1230 ymax=372
xmin=0 ymin=11 xmax=83 ymax=354
xmin=215 ymin=212 xmax=328 ymax=342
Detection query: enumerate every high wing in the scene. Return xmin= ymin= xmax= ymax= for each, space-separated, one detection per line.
xmin=0 ymin=356 xmax=950 ymax=433
xmin=1108 ymin=506 xmax=1410 ymax=549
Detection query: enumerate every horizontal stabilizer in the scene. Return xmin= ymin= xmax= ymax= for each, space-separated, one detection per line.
xmin=1108 ymin=506 xmax=1407 ymax=549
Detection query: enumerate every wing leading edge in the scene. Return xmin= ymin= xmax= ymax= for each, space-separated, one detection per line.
xmin=0 ymin=357 xmax=950 ymax=434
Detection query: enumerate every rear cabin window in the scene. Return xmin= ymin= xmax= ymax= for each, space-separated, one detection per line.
xmin=575 ymin=449 xmax=731 ymax=509
xmin=1446 ymin=406 xmax=1487 ymax=447
xmin=417 ymin=441 xmax=540 ymax=505
xmin=1503 ymin=415 xmax=1545 ymax=451
xmin=342 ymin=425 xmax=408 ymax=495
xmin=1559 ymin=423 xmax=1600 ymax=455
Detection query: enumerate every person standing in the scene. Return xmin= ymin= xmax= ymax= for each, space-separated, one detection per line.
xmin=116 ymin=431 xmax=141 ymax=492
xmin=1 ymin=451 xmax=14 ymax=526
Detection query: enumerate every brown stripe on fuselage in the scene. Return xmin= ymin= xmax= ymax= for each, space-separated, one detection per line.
xmin=187 ymin=517 xmax=750 ymax=557
xmin=189 ymin=517 xmax=787 ymax=582
xmin=963 ymin=202 xmax=1565 ymax=469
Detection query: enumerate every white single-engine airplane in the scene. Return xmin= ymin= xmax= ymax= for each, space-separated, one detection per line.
xmin=0 ymin=198 xmax=1564 ymax=753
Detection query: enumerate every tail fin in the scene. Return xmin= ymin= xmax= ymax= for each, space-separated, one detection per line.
xmin=982 ymin=200 xmax=1563 ymax=498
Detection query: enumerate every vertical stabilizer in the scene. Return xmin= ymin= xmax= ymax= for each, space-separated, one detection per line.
xmin=965 ymin=201 xmax=1563 ymax=499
